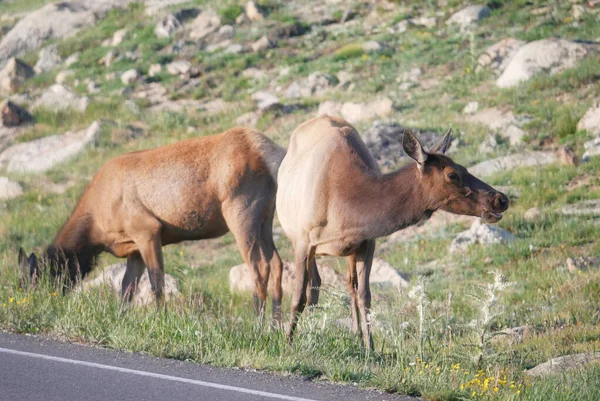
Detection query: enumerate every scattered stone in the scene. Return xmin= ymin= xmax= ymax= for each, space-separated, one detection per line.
xmin=148 ymin=63 xmax=162 ymax=77
xmin=34 ymin=44 xmax=62 ymax=74
xmin=494 ymin=325 xmax=533 ymax=344
xmin=245 ymin=1 xmax=264 ymax=22
xmin=120 ymin=69 xmax=140 ymax=85
xmin=0 ymin=121 xmax=102 ymax=173
xmin=0 ymin=176 xmax=23 ymax=200
xmin=236 ymin=111 xmax=260 ymax=127
xmin=286 ymin=72 xmax=337 ymax=99
xmin=447 ymin=5 xmax=491 ymax=29
xmin=251 ymin=35 xmax=272 ymax=53
xmin=526 ymin=353 xmax=600 ymax=377
xmin=224 ymin=43 xmax=246 ymax=54
xmin=111 ymin=28 xmax=128 ymax=46
xmin=497 ymin=39 xmax=594 ymax=88
xmin=410 ymin=16 xmax=436 ymax=28
xmin=215 ymin=25 xmax=234 ymax=42
xmin=80 ymin=263 xmax=179 ymax=307
xmin=32 ymin=84 xmax=89 ymax=112
xmin=340 ymin=98 xmax=394 ymax=124
xmin=100 ymin=49 xmax=118 ymax=67
xmin=566 ymin=256 xmax=600 ymax=273
xmin=189 ymin=10 xmax=221 ymax=40
xmin=251 ymin=91 xmax=280 ymax=111
xmin=504 ymin=125 xmax=525 ymax=146
xmin=144 ymin=0 xmax=191 ymax=15
xmin=582 ymin=136 xmax=600 ymax=161
xmin=0 ymin=58 xmax=34 ymax=95
xmin=469 ymin=151 xmax=558 ymax=177
xmin=394 ymin=20 xmax=409 ymax=34
xmin=155 ymin=13 xmax=181 ymax=38
xmin=578 ymin=103 xmax=600 ymax=136
xmin=55 ymin=70 xmax=75 ymax=84
xmin=463 ymin=101 xmax=479 ymax=115
xmin=449 ymin=218 xmax=515 ymax=253
xmin=561 ymin=200 xmax=600 ymax=217
xmin=524 ymin=207 xmax=542 ymax=222
xmin=370 ymin=258 xmax=409 ymax=289
xmin=1 ymin=100 xmax=32 ymax=127
xmin=87 ymin=81 xmax=100 ymax=94
xmin=166 ymin=60 xmax=191 ymax=75
xmin=64 ymin=52 xmax=80 ymax=67
xmin=478 ymin=135 xmax=497 ymax=154
xmin=477 ymin=38 xmax=526 ymax=74
xmin=557 ymin=145 xmax=579 ymax=166
xmin=268 ymin=22 xmax=309 ymax=41
xmin=242 ymin=67 xmax=267 ymax=80
xmin=466 ymin=107 xmax=519 ymax=130
xmin=362 ymin=40 xmax=384 ymax=53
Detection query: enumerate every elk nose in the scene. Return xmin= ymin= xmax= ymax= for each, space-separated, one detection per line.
xmin=495 ymin=192 xmax=509 ymax=211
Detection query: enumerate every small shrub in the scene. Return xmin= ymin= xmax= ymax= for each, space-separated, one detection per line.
xmin=333 ymin=43 xmax=365 ymax=60
xmin=554 ymin=109 xmax=579 ymax=139
xmin=218 ymin=5 xmax=243 ymax=25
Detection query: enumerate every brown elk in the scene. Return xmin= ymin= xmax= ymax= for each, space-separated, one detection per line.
xmin=18 ymin=127 xmax=286 ymax=319
xmin=276 ymin=115 xmax=509 ymax=349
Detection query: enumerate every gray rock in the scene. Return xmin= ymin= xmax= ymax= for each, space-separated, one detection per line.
xmin=32 ymin=84 xmax=90 ymax=112
xmin=0 ymin=121 xmax=102 ymax=173
xmin=478 ymin=135 xmax=498 ymax=154
xmin=497 ymin=39 xmax=595 ymax=88
xmin=449 ymin=218 xmax=515 ymax=253
xmin=214 ymin=25 xmax=234 ymax=42
xmin=504 ymin=125 xmax=525 ymax=146
xmin=34 ymin=44 xmax=62 ymax=74
xmin=340 ymin=98 xmax=394 ymax=124
xmin=370 ymin=258 xmax=409 ymax=289
xmin=251 ymin=35 xmax=272 ymax=53
xmin=468 ymin=151 xmax=558 ymax=177
xmin=64 ymin=52 xmax=80 ymax=67
xmin=566 ymin=256 xmax=600 ymax=273
xmin=188 ymin=10 xmax=221 ymax=40
xmin=144 ymin=0 xmax=192 ymax=15
xmin=236 ymin=111 xmax=260 ymax=128
xmin=55 ymin=70 xmax=75 ymax=84
xmin=166 ymin=60 xmax=191 ymax=75
xmin=111 ymin=28 xmax=128 ymax=46
xmin=524 ymin=207 xmax=542 ymax=222
xmin=466 ymin=107 xmax=519 ymax=130
xmin=447 ymin=5 xmax=490 ymax=29
xmin=241 ymin=67 xmax=267 ymax=80
xmin=1 ymin=100 xmax=32 ymax=127
xmin=285 ymin=82 xmax=301 ymax=99
xmin=578 ymin=103 xmax=600 ymax=136
xmin=410 ymin=16 xmax=436 ymax=28
xmin=463 ymin=101 xmax=479 ymax=115
xmin=0 ymin=176 xmax=23 ymax=200
xmin=148 ymin=63 xmax=162 ymax=77
xmin=120 ymin=69 xmax=140 ymax=85
xmin=80 ymin=262 xmax=179 ymax=307
xmin=317 ymin=101 xmax=343 ymax=117
xmin=477 ymin=38 xmax=526 ymax=74
xmin=527 ymin=353 xmax=600 ymax=377
xmin=582 ymin=136 xmax=600 ymax=161
xmin=245 ymin=1 xmax=264 ymax=22
xmin=224 ymin=43 xmax=246 ymax=54
xmin=155 ymin=13 xmax=181 ymax=39
xmin=251 ymin=91 xmax=280 ymax=111
xmin=362 ymin=40 xmax=384 ymax=53
xmin=286 ymin=72 xmax=337 ymax=99
xmin=0 ymin=58 xmax=34 ymax=95
xmin=561 ymin=200 xmax=600 ymax=217
xmin=87 ymin=81 xmax=100 ymax=94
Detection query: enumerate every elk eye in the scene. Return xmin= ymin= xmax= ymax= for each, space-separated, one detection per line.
xmin=448 ymin=172 xmax=459 ymax=181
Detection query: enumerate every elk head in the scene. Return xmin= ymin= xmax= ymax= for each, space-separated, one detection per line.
xmin=18 ymin=248 xmax=39 ymax=288
xmin=17 ymin=246 xmax=83 ymax=289
xmin=403 ymin=129 xmax=509 ymax=223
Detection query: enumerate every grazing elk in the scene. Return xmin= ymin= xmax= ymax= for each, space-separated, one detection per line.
xmin=18 ymin=127 xmax=286 ymax=319
xmin=276 ymin=115 xmax=509 ymax=349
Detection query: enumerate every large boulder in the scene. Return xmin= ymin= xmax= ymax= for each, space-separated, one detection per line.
xmin=527 ymin=353 xmax=600 ymax=377
xmin=449 ymin=219 xmax=514 ymax=253
xmin=578 ymin=103 xmax=600 ymax=136
xmin=80 ymin=263 xmax=179 ymax=306
xmin=155 ymin=13 xmax=182 ymax=38
xmin=0 ymin=176 xmax=23 ymax=200
xmin=468 ymin=151 xmax=558 ymax=177
xmin=32 ymin=84 xmax=90 ymax=112
xmin=34 ymin=44 xmax=62 ymax=74
xmin=582 ymin=136 xmax=600 ymax=161
xmin=496 ymin=39 xmax=594 ymax=88
xmin=188 ymin=10 xmax=221 ymax=40
xmin=447 ymin=5 xmax=491 ymax=29
xmin=0 ymin=58 xmax=35 ymax=95
xmin=0 ymin=121 xmax=102 ymax=173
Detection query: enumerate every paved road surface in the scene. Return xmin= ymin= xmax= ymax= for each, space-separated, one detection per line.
xmin=0 ymin=332 xmax=415 ymax=401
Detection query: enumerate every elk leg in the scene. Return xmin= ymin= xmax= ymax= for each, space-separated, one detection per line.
xmin=136 ymin=234 xmax=165 ymax=307
xmin=306 ymin=259 xmax=321 ymax=307
xmin=346 ymin=254 xmax=360 ymax=334
xmin=121 ymin=252 xmax=145 ymax=303
xmin=356 ymin=240 xmax=375 ymax=351
xmin=286 ymin=241 xmax=311 ymax=342
xmin=261 ymin=222 xmax=283 ymax=323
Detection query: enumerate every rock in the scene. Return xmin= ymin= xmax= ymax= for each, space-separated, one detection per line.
xmin=80 ymin=262 xmax=179 ymax=306
xmin=215 ymin=25 xmax=234 ymax=42
xmin=463 ymin=101 xmax=479 ymax=115
xmin=55 ymin=70 xmax=75 ymax=84
xmin=189 ymin=10 xmax=221 ymax=40
xmin=32 ymin=84 xmax=89 ymax=112
xmin=370 ymin=258 xmax=409 ymax=289
xmin=361 ymin=121 xmax=445 ymax=171
xmin=447 ymin=5 xmax=491 ymax=29
xmin=557 ymin=145 xmax=579 ymax=166
xmin=111 ymin=28 xmax=128 ymax=46
xmin=245 ymin=1 xmax=264 ymax=22
xmin=120 ymin=69 xmax=140 ymax=85
xmin=286 ymin=72 xmax=337 ymax=99
xmin=1 ymin=100 xmax=32 ymax=127
xmin=148 ymin=63 xmax=162 ymax=77
xmin=578 ymin=103 xmax=600 ymax=136
xmin=410 ymin=16 xmax=436 ymax=28
xmin=100 ymin=50 xmax=118 ymax=68
xmin=449 ymin=219 xmax=515 ymax=253
xmin=526 ymin=353 xmax=600 ymax=377
xmin=478 ymin=135 xmax=498 ymax=154
xmin=0 ymin=121 xmax=102 ymax=173
xmin=0 ymin=58 xmax=34 ymax=95
xmin=582 ymin=136 xmax=600 ymax=161
xmin=566 ymin=256 xmax=600 ymax=273
xmin=342 ymin=98 xmax=394 ymax=124
xmin=166 ymin=60 xmax=191 ymax=75
xmin=34 ymin=44 xmax=62 ymax=74
xmin=251 ymin=91 xmax=280 ymax=111
xmin=87 ymin=81 xmax=100 ymax=94
xmin=477 ymin=38 xmax=526 ymax=74
xmin=468 ymin=151 xmax=558 ymax=177
xmin=504 ymin=125 xmax=525 ymax=146
xmin=64 ymin=52 xmax=80 ymax=67
xmin=524 ymin=207 xmax=542 ymax=222
xmin=466 ymin=107 xmax=520 ymax=130
xmin=267 ymin=22 xmax=309 ymax=41
xmin=493 ymin=325 xmax=533 ymax=344
xmin=394 ymin=20 xmax=409 ymax=33
xmin=317 ymin=101 xmax=343 ymax=116
xmin=144 ymin=0 xmax=192 ymax=15
xmin=497 ymin=39 xmax=594 ymax=88
xmin=241 ymin=67 xmax=267 ymax=80
xmin=251 ymin=35 xmax=272 ymax=53
xmin=561 ymin=200 xmax=600 ymax=217
xmin=0 ymin=176 xmax=23 ymax=200
xmin=362 ymin=40 xmax=384 ymax=53
xmin=155 ymin=13 xmax=181 ymax=38
xmin=236 ymin=111 xmax=260 ymax=127
xmin=224 ymin=44 xmax=246 ymax=54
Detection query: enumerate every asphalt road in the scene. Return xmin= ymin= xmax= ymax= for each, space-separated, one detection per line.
xmin=0 ymin=332 xmax=416 ymax=401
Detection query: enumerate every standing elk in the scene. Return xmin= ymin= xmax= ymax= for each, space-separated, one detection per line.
xmin=276 ymin=115 xmax=509 ymax=349
xmin=18 ymin=127 xmax=286 ymax=320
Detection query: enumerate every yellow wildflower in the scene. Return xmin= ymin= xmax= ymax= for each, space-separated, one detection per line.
xmin=9 ymin=297 xmax=14 ymax=303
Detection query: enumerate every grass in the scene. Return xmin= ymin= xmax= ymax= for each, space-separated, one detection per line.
xmin=1 ymin=0 xmax=600 ymax=400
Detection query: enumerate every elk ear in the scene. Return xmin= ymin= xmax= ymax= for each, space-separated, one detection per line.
xmin=403 ymin=129 xmax=428 ymax=165
xmin=18 ymin=248 xmax=38 ymax=288
xmin=430 ymin=128 xmax=453 ymax=154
